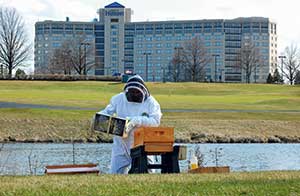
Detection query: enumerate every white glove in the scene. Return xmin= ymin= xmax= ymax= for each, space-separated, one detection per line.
xmin=125 ymin=117 xmax=142 ymax=134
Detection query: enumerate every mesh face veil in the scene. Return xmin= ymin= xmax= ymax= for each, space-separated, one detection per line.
xmin=124 ymin=75 xmax=150 ymax=103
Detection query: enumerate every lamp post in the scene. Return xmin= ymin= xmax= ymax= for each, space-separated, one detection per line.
xmin=220 ymin=68 xmax=224 ymax=82
xmin=254 ymin=64 xmax=257 ymax=83
xmin=121 ymin=59 xmax=126 ymax=74
xmin=212 ymin=54 xmax=220 ymax=82
xmin=162 ymin=65 xmax=166 ymax=83
xmin=174 ymin=47 xmax=183 ymax=82
xmin=278 ymin=55 xmax=286 ymax=83
xmin=143 ymin=52 xmax=151 ymax=81
xmin=152 ymin=65 xmax=155 ymax=82
xmin=80 ymin=42 xmax=90 ymax=75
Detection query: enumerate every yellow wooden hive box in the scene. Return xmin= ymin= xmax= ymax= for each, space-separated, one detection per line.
xmin=133 ymin=127 xmax=174 ymax=153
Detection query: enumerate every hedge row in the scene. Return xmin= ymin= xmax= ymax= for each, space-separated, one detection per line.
xmin=0 ymin=74 xmax=121 ymax=81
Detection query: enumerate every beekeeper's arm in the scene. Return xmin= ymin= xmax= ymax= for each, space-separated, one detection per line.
xmin=98 ymin=95 xmax=118 ymax=115
xmin=126 ymin=99 xmax=162 ymax=133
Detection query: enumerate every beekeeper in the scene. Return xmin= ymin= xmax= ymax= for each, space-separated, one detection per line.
xmin=99 ymin=75 xmax=162 ymax=174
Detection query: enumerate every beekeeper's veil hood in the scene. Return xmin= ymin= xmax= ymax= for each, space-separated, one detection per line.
xmin=124 ymin=75 xmax=150 ymax=103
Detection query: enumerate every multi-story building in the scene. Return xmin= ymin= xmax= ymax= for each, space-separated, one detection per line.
xmin=35 ymin=2 xmax=277 ymax=82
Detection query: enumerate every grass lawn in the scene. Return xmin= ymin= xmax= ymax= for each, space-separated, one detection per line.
xmin=0 ymin=81 xmax=299 ymax=110
xmin=0 ymin=81 xmax=299 ymax=142
xmin=0 ymin=171 xmax=299 ymax=195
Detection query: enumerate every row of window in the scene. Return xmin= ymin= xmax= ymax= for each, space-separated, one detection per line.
xmin=126 ymin=22 xmax=270 ymax=31
xmin=135 ymin=41 xmax=224 ymax=49
xmin=136 ymin=49 xmax=174 ymax=54
xmin=36 ymin=24 xmax=94 ymax=31
xmin=133 ymin=33 xmax=272 ymax=42
xmin=36 ymin=30 xmax=94 ymax=35
xmin=135 ymin=35 xmax=225 ymax=42
xmin=131 ymin=28 xmax=272 ymax=34
xmin=36 ymin=34 xmax=94 ymax=40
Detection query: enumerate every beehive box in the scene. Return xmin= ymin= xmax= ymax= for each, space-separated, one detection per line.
xmin=133 ymin=127 xmax=174 ymax=153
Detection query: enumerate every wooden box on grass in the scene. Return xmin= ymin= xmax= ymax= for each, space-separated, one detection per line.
xmin=45 ymin=164 xmax=99 ymax=175
xmin=133 ymin=127 xmax=174 ymax=153
xmin=188 ymin=166 xmax=230 ymax=174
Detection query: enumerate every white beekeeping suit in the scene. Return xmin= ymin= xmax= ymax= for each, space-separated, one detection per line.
xmin=100 ymin=75 xmax=162 ymax=174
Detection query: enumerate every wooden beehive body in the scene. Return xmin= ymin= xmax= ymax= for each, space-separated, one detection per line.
xmin=133 ymin=127 xmax=174 ymax=153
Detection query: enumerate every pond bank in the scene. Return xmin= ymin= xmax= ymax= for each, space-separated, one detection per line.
xmin=1 ymin=134 xmax=300 ymax=143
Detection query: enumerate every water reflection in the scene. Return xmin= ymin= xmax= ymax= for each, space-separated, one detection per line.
xmin=0 ymin=143 xmax=300 ymax=175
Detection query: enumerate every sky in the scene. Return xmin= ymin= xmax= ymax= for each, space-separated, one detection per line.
xmin=1 ymin=0 xmax=300 ymax=71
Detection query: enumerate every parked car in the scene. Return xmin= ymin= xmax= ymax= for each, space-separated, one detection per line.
xmin=112 ymin=72 xmax=122 ymax=77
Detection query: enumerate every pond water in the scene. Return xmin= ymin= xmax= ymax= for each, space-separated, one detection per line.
xmin=0 ymin=143 xmax=299 ymax=175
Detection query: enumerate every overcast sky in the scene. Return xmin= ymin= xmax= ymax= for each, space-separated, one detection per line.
xmin=1 ymin=0 xmax=300 ymax=70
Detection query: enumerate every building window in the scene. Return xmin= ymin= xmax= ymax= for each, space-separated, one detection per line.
xmin=95 ymin=25 xmax=104 ymax=30
xmin=145 ymin=37 xmax=152 ymax=41
xmin=111 ymin=37 xmax=118 ymax=42
xmin=166 ymin=43 xmax=172 ymax=48
xmin=52 ymin=43 xmax=61 ymax=47
xmin=112 ymin=50 xmax=118 ymax=55
xmin=111 ymin=31 xmax=118 ymax=36
xmin=166 ymin=36 xmax=172 ymax=41
xmin=215 ymin=42 xmax=222 ymax=46
xmin=96 ymin=32 xmax=104 ymax=36
xmin=176 ymin=36 xmax=182 ymax=40
xmin=205 ymin=42 xmax=211 ymax=47
xmin=155 ymin=36 xmax=162 ymax=41
xmin=111 ymin=56 xmax=117 ymax=61
xmin=111 ymin=18 xmax=119 ymax=23
xmin=111 ymin=25 xmax=118 ymax=29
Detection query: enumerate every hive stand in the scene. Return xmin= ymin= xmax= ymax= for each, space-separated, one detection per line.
xmin=129 ymin=145 xmax=180 ymax=174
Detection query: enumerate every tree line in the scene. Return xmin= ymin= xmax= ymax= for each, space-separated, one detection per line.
xmin=168 ymin=37 xmax=300 ymax=84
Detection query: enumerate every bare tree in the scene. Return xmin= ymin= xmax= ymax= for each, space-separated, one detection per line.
xmin=0 ymin=7 xmax=31 ymax=78
xmin=47 ymin=36 xmax=95 ymax=75
xmin=69 ymin=37 xmax=95 ymax=75
xmin=237 ymin=39 xmax=261 ymax=83
xmin=181 ymin=37 xmax=210 ymax=82
xmin=48 ymin=42 xmax=72 ymax=74
xmin=281 ymin=45 xmax=300 ymax=85
xmin=169 ymin=47 xmax=184 ymax=82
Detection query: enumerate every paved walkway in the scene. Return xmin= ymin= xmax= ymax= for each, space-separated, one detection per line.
xmin=0 ymin=101 xmax=299 ymax=113
xmin=0 ymin=101 xmax=96 ymax=111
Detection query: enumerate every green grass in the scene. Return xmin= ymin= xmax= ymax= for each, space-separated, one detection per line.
xmin=0 ymin=81 xmax=299 ymax=110
xmin=0 ymin=81 xmax=300 ymax=142
xmin=0 ymin=171 xmax=299 ymax=195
